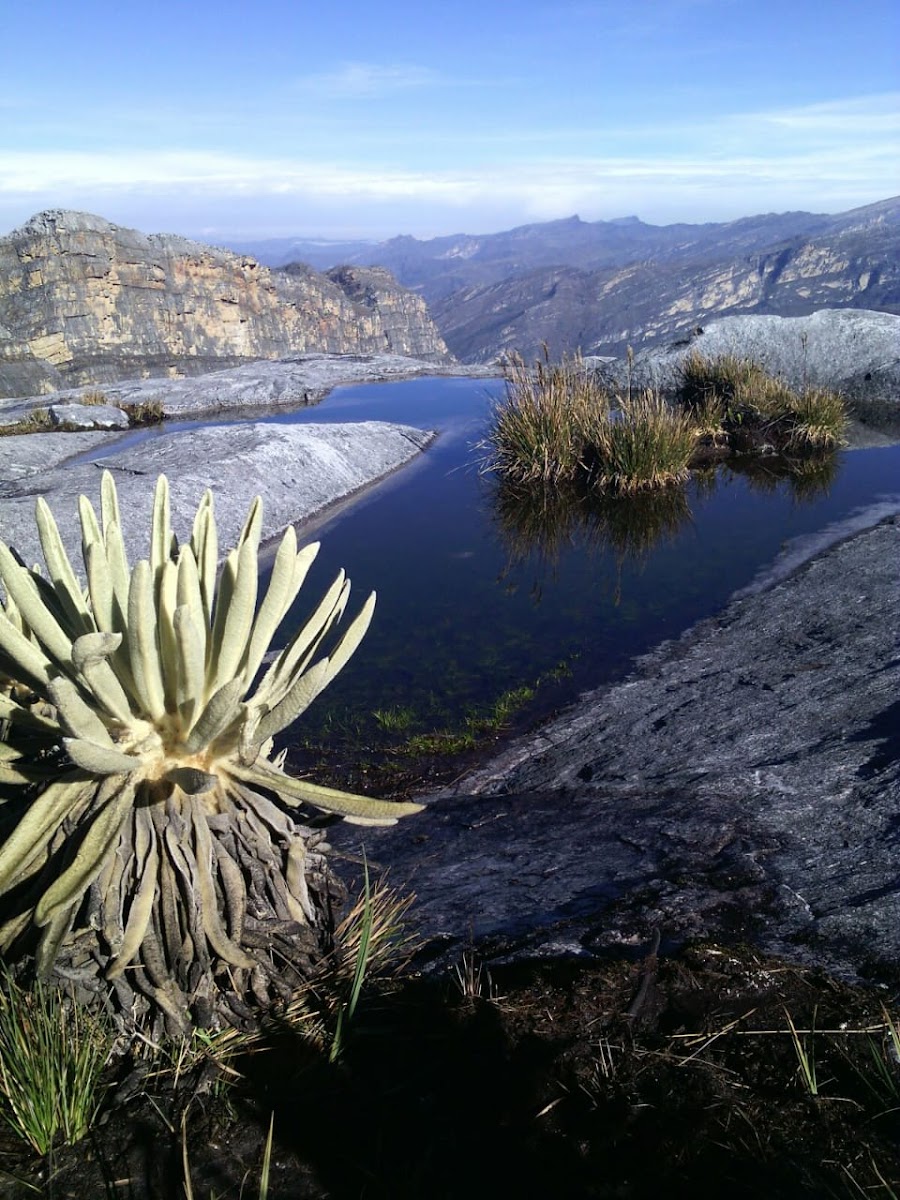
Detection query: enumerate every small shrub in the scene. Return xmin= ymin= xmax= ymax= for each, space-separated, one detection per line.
xmin=80 ymin=390 xmax=108 ymax=407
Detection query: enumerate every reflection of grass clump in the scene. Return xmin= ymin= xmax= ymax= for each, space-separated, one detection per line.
xmin=493 ymin=476 xmax=693 ymax=571
xmin=729 ymin=453 xmax=840 ymax=504
xmin=589 ymin=486 xmax=693 ymax=562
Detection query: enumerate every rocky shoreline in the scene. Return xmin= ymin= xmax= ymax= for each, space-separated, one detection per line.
xmin=332 ymin=510 xmax=900 ymax=987
xmin=2 ymin=347 xmax=898 ymax=992
xmin=0 ymin=351 xmax=494 ymax=427
xmin=0 ymin=418 xmax=436 ymax=571
xmin=0 ymin=352 xmax=495 ymax=562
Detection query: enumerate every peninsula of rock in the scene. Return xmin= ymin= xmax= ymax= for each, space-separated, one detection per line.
xmin=0 ymin=420 xmax=435 ymax=572
xmin=332 ymin=511 xmax=900 ymax=989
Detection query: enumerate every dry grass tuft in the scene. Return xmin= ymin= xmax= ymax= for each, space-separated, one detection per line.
xmin=478 ymin=349 xmax=609 ymax=485
xmin=591 ymin=390 xmax=699 ymax=493
xmin=677 ymin=351 xmax=848 ymax=453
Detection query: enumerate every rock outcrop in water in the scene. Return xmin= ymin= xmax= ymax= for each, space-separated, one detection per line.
xmin=0 ymin=210 xmax=451 ymax=397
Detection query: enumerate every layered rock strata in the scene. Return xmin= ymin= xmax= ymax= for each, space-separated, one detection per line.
xmin=0 ymin=211 xmax=450 ymax=397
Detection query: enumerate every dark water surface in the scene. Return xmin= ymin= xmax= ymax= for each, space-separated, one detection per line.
xmin=251 ymin=377 xmax=900 ymax=770
xmin=85 ymin=376 xmax=900 ymax=775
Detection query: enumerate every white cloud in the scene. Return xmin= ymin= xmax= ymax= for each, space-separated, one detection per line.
xmin=0 ymin=92 xmax=895 ymax=236
xmin=746 ymin=92 xmax=900 ymax=136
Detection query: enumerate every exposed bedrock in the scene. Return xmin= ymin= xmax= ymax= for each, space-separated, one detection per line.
xmin=0 ymin=210 xmax=451 ymax=398
xmin=332 ymin=516 xmax=900 ymax=986
xmin=589 ymin=309 xmax=900 ymax=425
xmin=0 ymin=419 xmax=435 ymax=569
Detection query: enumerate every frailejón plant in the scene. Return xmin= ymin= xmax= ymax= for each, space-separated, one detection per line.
xmin=0 ymin=472 xmax=421 ymax=1034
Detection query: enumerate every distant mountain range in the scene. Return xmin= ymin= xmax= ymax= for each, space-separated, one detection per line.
xmin=227 ymin=197 xmax=900 ymax=362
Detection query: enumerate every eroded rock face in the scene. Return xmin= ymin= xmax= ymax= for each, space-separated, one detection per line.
xmin=427 ymin=199 xmax=900 ymax=362
xmin=0 ymin=211 xmax=451 ymax=397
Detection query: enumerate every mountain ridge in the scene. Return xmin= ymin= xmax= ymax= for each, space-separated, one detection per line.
xmin=228 ymin=197 xmax=899 ymax=361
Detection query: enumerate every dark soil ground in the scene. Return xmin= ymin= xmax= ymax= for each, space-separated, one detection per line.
xmin=2 ymin=942 xmax=898 ymax=1199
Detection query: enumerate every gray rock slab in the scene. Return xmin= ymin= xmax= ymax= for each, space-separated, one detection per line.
xmin=0 ymin=430 xmax=118 ymax=484
xmin=588 ymin=309 xmax=900 ymax=426
xmin=0 ymin=420 xmax=434 ymax=570
xmin=49 ymin=403 xmax=130 ymax=430
xmin=331 ymin=515 xmax=900 ymax=985
xmin=0 ymin=354 xmax=495 ymax=424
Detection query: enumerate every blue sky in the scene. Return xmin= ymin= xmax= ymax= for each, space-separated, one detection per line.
xmin=1 ymin=0 xmax=897 ymax=240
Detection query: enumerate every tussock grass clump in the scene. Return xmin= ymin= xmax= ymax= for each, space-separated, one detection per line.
xmin=480 ymin=350 xmax=609 ymax=485
xmin=758 ymin=381 xmax=848 ymax=451
xmin=484 ymin=347 xmax=846 ymax=499
xmin=591 ymin=390 xmax=698 ymax=493
xmin=121 ymin=397 xmax=165 ymax=426
xmin=678 ymin=351 xmax=768 ymax=414
xmin=483 ymin=351 xmax=695 ymax=493
xmin=80 ymin=389 xmax=109 ymax=407
xmin=0 ymin=408 xmax=53 ymax=438
xmin=677 ymin=351 xmax=848 ymax=453
xmin=0 ymin=970 xmax=112 ymax=1155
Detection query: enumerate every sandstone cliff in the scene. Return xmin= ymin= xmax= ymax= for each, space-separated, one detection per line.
xmin=0 ymin=211 xmax=450 ymax=397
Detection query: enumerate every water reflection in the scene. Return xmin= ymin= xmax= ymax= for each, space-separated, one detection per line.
xmin=492 ymin=452 xmax=840 ymax=602
xmin=492 ymin=479 xmax=694 ymax=603
xmin=725 ymin=453 xmax=840 ymax=504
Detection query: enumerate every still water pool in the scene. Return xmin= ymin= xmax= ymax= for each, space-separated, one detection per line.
xmin=96 ymin=375 xmax=900 ymax=786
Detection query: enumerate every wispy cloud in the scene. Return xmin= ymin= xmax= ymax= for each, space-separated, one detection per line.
xmin=290 ymin=61 xmax=441 ymax=99
xmin=0 ymin=137 xmax=891 ymax=203
xmin=0 ymin=92 xmax=894 ymax=236
xmin=750 ymin=92 xmax=900 ymax=136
